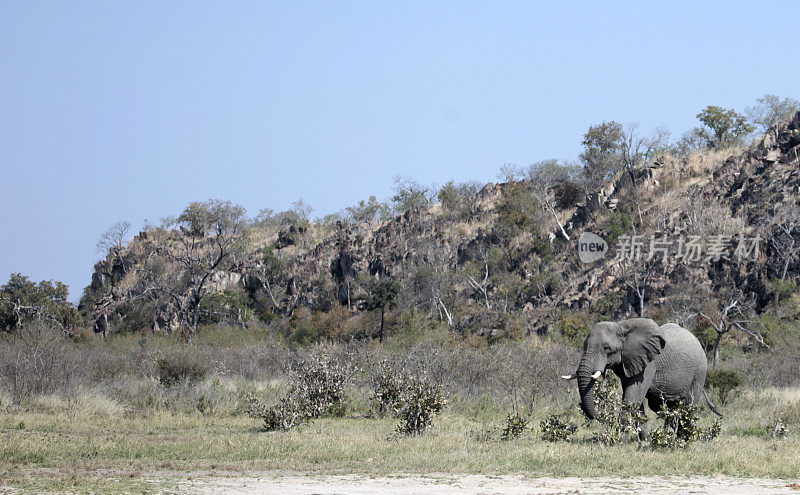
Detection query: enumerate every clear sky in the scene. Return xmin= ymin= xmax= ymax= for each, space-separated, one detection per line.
xmin=2 ymin=1 xmax=799 ymax=302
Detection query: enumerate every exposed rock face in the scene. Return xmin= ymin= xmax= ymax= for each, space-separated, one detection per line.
xmin=83 ymin=113 xmax=800 ymax=337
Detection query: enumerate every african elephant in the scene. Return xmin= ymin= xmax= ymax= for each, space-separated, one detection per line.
xmin=562 ymin=318 xmax=722 ymax=429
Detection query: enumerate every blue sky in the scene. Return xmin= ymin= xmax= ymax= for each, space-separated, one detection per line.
xmin=2 ymin=1 xmax=799 ymax=301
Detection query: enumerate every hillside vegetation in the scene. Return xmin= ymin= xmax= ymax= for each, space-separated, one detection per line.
xmin=67 ymin=103 xmax=800 ymax=362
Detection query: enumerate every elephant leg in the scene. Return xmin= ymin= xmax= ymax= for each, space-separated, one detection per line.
xmin=637 ymin=404 xmax=650 ymax=441
xmin=621 ymin=379 xmax=650 ymax=442
xmin=621 ymin=376 xmax=649 ymax=405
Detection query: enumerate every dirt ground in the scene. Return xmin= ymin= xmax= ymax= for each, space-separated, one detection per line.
xmin=182 ymin=473 xmax=800 ymax=494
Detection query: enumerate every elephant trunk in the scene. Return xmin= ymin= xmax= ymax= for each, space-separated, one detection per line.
xmin=577 ymin=355 xmax=603 ymax=420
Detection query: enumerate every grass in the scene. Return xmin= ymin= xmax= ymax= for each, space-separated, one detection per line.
xmin=1 ymin=325 xmax=798 ymax=492
xmin=1 ymin=387 xmax=799 ymax=493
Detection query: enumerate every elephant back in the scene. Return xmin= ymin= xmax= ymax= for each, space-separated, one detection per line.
xmin=658 ymin=323 xmax=707 ymax=373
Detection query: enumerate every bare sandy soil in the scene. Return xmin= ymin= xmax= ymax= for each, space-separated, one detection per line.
xmin=182 ymin=473 xmax=800 ymax=494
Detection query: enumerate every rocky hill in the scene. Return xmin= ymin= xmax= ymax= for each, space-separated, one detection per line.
xmin=81 ymin=112 xmax=800 ymax=343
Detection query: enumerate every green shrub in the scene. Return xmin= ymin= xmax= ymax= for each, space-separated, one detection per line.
xmin=199 ymin=289 xmax=253 ymax=325
xmin=501 ymin=412 xmax=529 ymax=440
xmin=691 ymin=321 xmax=718 ymax=356
xmin=593 ymin=372 xmax=647 ymax=445
xmin=540 ymin=414 xmax=577 ymax=442
xmin=770 ymin=278 xmax=797 ymax=300
xmin=555 ymin=311 xmax=592 ymax=347
xmin=706 ymin=369 xmax=744 ymax=405
xmin=650 ymin=402 xmax=721 ymax=449
xmin=370 ymin=359 xmax=406 ymax=417
xmin=590 ymin=292 xmax=621 ymax=320
xmin=495 ymin=182 xmax=540 ymax=240
xmin=395 ymin=375 xmax=446 ymax=436
xmin=155 ymin=350 xmax=210 ymax=387
xmin=531 ymin=234 xmax=554 ymax=260
xmin=603 ymin=210 xmax=633 ymax=245
xmin=247 ymin=351 xmax=355 ymax=431
xmin=288 ymin=310 xmax=323 ymax=345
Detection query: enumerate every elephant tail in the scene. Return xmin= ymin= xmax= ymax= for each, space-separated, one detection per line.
xmin=703 ymin=389 xmax=723 ymax=417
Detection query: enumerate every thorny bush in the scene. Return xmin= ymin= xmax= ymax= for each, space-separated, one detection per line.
xmin=593 ymin=372 xmax=647 ymax=445
xmin=395 ymin=374 xmax=447 ymax=436
xmin=540 ymin=414 xmax=578 ymax=442
xmin=650 ymin=402 xmax=721 ymax=449
xmin=501 ymin=411 xmax=529 ymax=440
xmin=248 ymin=350 xmax=356 ymax=431
xmin=370 ymin=359 xmax=406 ymax=417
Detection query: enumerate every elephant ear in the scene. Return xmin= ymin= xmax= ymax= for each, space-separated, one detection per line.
xmin=620 ymin=319 xmax=666 ymax=377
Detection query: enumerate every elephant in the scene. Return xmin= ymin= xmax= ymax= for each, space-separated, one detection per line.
xmin=562 ymin=318 xmax=721 ymax=433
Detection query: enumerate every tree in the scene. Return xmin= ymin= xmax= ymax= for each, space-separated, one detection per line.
xmin=746 ymin=94 xmax=800 ymax=132
xmin=619 ymin=123 xmax=670 ymax=185
xmin=617 ymin=255 xmax=657 ymax=318
xmin=494 ymin=181 xmax=542 ymax=243
xmin=96 ymin=220 xmax=131 ymax=254
xmin=249 ymin=247 xmax=289 ymax=315
xmin=464 ymin=243 xmax=494 ymax=310
xmin=0 ymin=273 xmax=79 ymax=335
xmin=527 ymin=159 xmax=581 ymax=241
xmin=407 ymin=240 xmax=456 ymax=328
xmin=346 ymin=195 xmax=390 ymax=224
xmin=361 ymin=279 xmax=399 ymax=342
xmin=438 ymin=180 xmax=483 ymax=219
xmin=142 ymin=199 xmax=247 ymax=343
xmin=696 ymin=296 xmax=769 ymax=368
xmin=496 ymin=163 xmax=524 ymax=182
xmin=693 ymin=106 xmax=754 ymax=149
xmin=765 ymin=207 xmax=800 ymax=301
xmin=580 ymin=121 xmax=624 ymax=189
xmin=392 ymin=176 xmax=433 ymax=214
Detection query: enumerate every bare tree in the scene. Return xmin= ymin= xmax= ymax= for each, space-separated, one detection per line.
xmin=140 ymin=200 xmax=247 ymax=343
xmin=96 ymin=220 xmax=132 ymax=254
xmin=617 ymin=256 xmax=657 ymax=318
xmin=456 ymin=181 xmax=484 ymax=217
xmin=766 ymin=207 xmax=800 ymax=288
xmin=527 ymin=159 xmax=576 ymax=241
xmin=697 ymin=296 xmax=769 ymax=368
xmin=746 ymin=94 xmax=800 ymax=132
xmin=496 ymin=163 xmax=524 ymax=182
xmin=408 ymin=240 xmax=456 ymax=327
xmin=465 ymin=244 xmax=491 ymax=310
xmin=247 ymin=248 xmax=289 ymax=314
xmin=290 ymin=199 xmax=314 ymax=223
xmin=619 ymin=123 xmax=670 ymax=187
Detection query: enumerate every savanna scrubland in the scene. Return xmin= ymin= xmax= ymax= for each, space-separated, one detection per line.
xmin=2 ymin=99 xmax=800 ymax=493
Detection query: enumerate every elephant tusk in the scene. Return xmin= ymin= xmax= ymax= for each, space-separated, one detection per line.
xmin=591 ymin=371 xmax=604 ymax=381
xmin=561 ymin=373 xmax=577 ymax=380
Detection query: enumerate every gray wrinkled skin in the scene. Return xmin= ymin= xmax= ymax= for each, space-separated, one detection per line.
xmin=572 ymin=318 xmax=720 ymax=432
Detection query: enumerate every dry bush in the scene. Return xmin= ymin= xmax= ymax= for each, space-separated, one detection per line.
xmin=155 ymin=349 xmax=211 ymax=387
xmin=0 ymin=326 xmax=81 ymax=404
xmin=395 ymin=376 xmax=446 ymax=435
xmin=726 ymin=351 xmax=800 ymax=388
xmin=248 ymin=348 xmax=356 ymax=431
